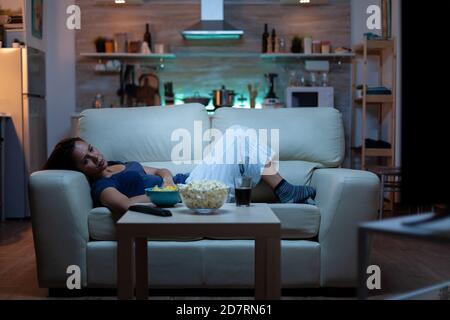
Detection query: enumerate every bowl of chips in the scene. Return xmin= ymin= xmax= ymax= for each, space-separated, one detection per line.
xmin=145 ymin=185 xmax=181 ymax=207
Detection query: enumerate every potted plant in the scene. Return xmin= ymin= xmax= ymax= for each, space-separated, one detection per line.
xmin=291 ymin=36 xmax=303 ymax=53
xmin=94 ymin=36 xmax=107 ymax=53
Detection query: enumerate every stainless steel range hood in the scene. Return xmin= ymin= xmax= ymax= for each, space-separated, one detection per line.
xmin=182 ymin=0 xmax=244 ymax=40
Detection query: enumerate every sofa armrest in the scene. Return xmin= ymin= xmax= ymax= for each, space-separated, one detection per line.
xmin=311 ymin=168 xmax=379 ymax=287
xmin=29 ymin=170 xmax=93 ymax=288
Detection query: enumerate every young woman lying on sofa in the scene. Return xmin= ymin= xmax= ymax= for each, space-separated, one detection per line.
xmin=43 ymin=135 xmax=316 ymax=218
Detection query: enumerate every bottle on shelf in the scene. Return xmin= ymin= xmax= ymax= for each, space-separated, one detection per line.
xmin=262 ymin=23 xmax=269 ymax=53
xmin=278 ymin=37 xmax=286 ymax=53
xmin=144 ymin=23 xmax=153 ymax=52
xmin=271 ymin=29 xmax=277 ymax=53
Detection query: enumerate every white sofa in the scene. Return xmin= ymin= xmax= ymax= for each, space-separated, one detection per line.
xmin=29 ymin=104 xmax=379 ymax=290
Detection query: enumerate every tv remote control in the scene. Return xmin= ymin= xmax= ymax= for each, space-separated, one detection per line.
xmin=128 ymin=205 xmax=172 ymax=217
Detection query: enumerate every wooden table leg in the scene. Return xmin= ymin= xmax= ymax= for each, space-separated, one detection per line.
xmin=135 ymin=237 xmax=148 ymax=300
xmin=255 ymin=237 xmax=267 ymax=300
xmin=266 ymin=237 xmax=281 ymax=299
xmin=117 ymin=232 xmax=134 ymax=300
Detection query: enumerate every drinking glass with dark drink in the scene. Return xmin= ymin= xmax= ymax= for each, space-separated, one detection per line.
xmin=234 ymin=176 xmax=253 ymax=207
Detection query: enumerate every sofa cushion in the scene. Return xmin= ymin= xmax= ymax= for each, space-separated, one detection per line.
xmin=251 ymin=160 xmax=321 ymax=203
xmin=268 ymin=204 xmax=320 ymax=239
xmin=78 ymin=104 xmax=210 ymax=163
xmin=212 ymin=107 xmax=345 ymax=167
xmin=88 ymin=207 xmax=204 ymax=242
xmin=88 ymin=204 xmax=320 ymax=241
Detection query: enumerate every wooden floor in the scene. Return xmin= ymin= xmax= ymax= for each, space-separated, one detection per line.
xmin=1 ymin=218 xmax=449 ymax=300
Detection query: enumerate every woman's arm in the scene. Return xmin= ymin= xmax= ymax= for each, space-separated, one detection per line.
xmin=144 ymin=166 xmax=175 ymax=187
xmin=99 ymin=187 xmax=154 ymax=219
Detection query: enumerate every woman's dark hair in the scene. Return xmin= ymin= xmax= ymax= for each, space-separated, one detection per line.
xmin=42 ymin=137 xmax=85 ymax=171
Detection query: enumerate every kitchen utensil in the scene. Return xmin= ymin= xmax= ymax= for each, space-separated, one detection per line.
xmin=183 ymin=92 xmax=211 ymax=106
xmin=124 ymin=65 xmax=138 ymax=107
xmin=164 ymin=82 xmax=175 ymax=105
xmin=265 ymin=73 xmax=278 ymax=99
xmin=247 ymin=84 xmax=258 ymax=108
xmin=211 ymin=85 xmax=236 ymax=108
xmin=136 ymin=73 xmax=160 ymax=106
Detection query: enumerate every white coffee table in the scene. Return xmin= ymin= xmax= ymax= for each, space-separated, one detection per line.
xmin=116 ymin=203 xmax=281 ymax=300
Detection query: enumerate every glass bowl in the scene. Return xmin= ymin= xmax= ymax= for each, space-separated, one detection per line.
xmin=178 ymin=183 xmax=229 ymax=214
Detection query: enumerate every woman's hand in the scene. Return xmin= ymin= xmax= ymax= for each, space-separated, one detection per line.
xmin=144 ymin=166 xmax=175 ymax=187
xmin=162 ymin=177 xmax=176 ymax=188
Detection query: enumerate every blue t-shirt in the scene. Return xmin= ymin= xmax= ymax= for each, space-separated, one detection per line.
xmin=91 ymin=161 xmax=189 ymax=206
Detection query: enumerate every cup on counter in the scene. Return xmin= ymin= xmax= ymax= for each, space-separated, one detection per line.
xmin=312 ymin=40 xmax=321 ymax=54
xmin=303 ymin=36 xmax=312 ymax=54
xmin=128 ymin=41 xmax=142 ymax=53
xmin=154 ymin=43 xmax=166 ymax=54
xmin=105 ymin=39 xmax=115 ymax=53
xmin=114 ymin=33 xmax=128 ymax=52
xmin=234 ymin=176 xmax=253 ymax=207
xmin=321 ymin=41 xmax=331 ymax=54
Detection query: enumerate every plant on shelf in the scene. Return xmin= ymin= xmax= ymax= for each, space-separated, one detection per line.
xmin=291 ymin=36 xmax=302 ymax=53
xmin=94 ymin=36 xmax=107 ymax=53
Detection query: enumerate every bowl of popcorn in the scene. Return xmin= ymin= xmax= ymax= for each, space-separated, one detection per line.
xmin=178 ymin=180 xmax=229 ymax=214
xmin=145 ymin=185 xmax=181 ymax=207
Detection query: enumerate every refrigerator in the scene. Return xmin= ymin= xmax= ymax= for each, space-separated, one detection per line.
xmin=0 ymin=47 xmax=47 ymax=219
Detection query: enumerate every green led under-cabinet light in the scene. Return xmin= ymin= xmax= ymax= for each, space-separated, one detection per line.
xmin=183 ymin=34 xmax=242 ymax=40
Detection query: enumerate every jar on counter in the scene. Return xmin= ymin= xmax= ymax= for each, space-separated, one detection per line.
xmin=312 ymin=40 xmax=321 ymax=54
xmin=93 ymin=94 xmax=104 ymax=109
xmin=321 ymin=41 xmax=331 ymax=54
xmin=303 ymin=36 xmax=312 ymax=54
xmin=105 ymin=39 xmax=115 ymax=53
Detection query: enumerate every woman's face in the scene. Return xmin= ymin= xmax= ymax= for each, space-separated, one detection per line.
xmin=71 ymin=141 xmax=108 ymax=178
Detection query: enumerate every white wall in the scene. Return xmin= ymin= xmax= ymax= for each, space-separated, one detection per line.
xmin=351 ymin=0 xmax=401 ymax=167
xmin=44 ymin=0 xmax=76 ymax=155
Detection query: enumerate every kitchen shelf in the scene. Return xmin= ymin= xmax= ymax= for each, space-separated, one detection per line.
xmin=80 ymin=53 xmax=176 ymax=60
xmin=354 ymin=95 xmax=394 ymax=104
xmin=175 ymin=52 xmax=260 ymax=58
xmin=261 ymin=53 xmax=355 ymax=60
xmin=353 ymin=40 xmax=394 ymax=55
xmin=352 ymin=147 xmax=394 ymax=158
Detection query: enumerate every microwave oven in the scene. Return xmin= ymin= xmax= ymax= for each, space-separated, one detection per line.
xmin=286 ymin=87 xmax=334 ymax=108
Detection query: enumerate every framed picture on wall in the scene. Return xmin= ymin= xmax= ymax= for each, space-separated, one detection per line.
xmin=31 ymin=0 xmax=43 ymax=39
